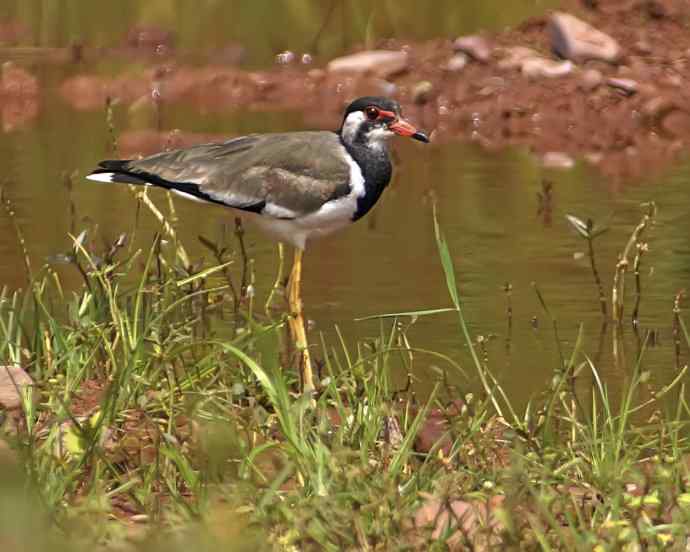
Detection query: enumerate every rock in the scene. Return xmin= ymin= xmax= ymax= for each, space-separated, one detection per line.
xmin=327 ymin=50 xmax=408 ymax=79
xmin=0 ymin=365 xmax=34 ymax=410
xmin=497 ymin=46 xmax=542 ymax=70
xmin=412 ymin=81 xmax=433 ymax=104
xmin=579 ymin=68 xmax=603 ymax=91
xmin=414 ymin=495 xmax=505 ymax=547
xmin=453 ymin=35 xmax=492 ymax=63
xmin=542 ymin=151 xmax=575 ymax=169
xmin=607 ymin=77 xmax=638 ymax=95
xmin=522 ymin=58 xmax=574 ymax=79
xmin=275 ymin=50 xmax=295 ymax=65
xmin=444 ymin=53 xmax=468 ymax=73
xmin=414 ymin=400 xmax=464 ymax=455
xmin=497 ymin=46 xmax=573 ymax=79
xmin=549 ymin=12 xmax=622 ymax=63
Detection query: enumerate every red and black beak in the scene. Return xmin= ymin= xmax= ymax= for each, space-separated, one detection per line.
xmin=376 ymin=109 xmax=429 ymax=143
xmin=389 ymin=118 xmax=430 ymax=143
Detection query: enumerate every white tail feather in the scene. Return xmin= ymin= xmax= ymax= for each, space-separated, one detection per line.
xmin=86 ymin=172 xmax=116 ymax=183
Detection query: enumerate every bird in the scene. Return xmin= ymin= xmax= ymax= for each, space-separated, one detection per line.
xmin=86 ymin=96 xmax=429 ymax=391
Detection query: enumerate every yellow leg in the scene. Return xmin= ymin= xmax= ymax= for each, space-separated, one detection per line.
xmin=288 ymin=248 xmax=314 ymax=391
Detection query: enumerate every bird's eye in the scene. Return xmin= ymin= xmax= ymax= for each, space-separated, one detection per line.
xmin=365 ymin=106 xmax=379 ymax=120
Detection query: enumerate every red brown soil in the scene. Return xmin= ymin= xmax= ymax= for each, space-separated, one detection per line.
xmin=17 ymin=2 xmax=690 ymax=178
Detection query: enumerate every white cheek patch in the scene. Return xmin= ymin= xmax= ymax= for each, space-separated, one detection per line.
xmin=341 ymin=111 xmax=366 ymax=144
xmin=341 ymin=110 xmax=395 ymax=149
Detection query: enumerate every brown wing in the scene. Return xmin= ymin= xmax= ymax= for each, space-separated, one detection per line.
xmin=110 ymin=131 xmax=352 ymax=218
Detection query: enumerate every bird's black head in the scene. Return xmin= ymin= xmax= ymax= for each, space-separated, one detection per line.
xmin=340 ymin=96 xmax=429 ymax=148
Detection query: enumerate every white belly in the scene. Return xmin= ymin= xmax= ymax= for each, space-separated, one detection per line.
xmin=246 ymin=192 xmax=359 ymax=249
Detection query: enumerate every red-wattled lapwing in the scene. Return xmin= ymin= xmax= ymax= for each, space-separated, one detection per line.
xmin=86 ymin=96 xmax=429 ymax=391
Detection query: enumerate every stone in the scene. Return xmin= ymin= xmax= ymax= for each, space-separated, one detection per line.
xmin=549 ymin=12 xmax=622 ymax=63
xmin=0 ymin=365 xmax=33 ymax=410
xmin=414 ymin=400 xmax=465 ymax=455
xmin=327 ymin=50 xmax=408 ymax=79
xmin=497 ymin=46 xmax=542 ymax=70
xmin=542 ymin=152 xmax=575 ymax=169
xmin=414 ymin=495 xmax=505 ymax=547
xmin=444 ymin=53 xmax=468 ymax=73
xmin=412 ymin=80 xmax=434 ymax=104
xmin=452 ymin=35 xmax=492 ymax=63
xmin=579 ymin=68 xmax=603 ymax=91
xmin=521 ymin=58 xmax=574 ymax=79
xmin=607 ymin=77 xmax=638 ymax=95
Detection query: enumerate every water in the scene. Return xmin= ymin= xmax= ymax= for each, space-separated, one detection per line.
xmin=1 ymin=0 xmax=688 ymax=405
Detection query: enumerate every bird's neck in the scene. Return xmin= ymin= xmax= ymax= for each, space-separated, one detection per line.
xmin=338 ymin=134 xmax=393 ymax=221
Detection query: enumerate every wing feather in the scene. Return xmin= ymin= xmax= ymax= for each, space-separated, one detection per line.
xmin=119 ymin=132 xmax=352 ymax=217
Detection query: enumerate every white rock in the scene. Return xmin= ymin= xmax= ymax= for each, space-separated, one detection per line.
xmin=453 ymin=35 xmax=492 ymax=63
xmin=327 ymin=50 xmax=408 ymax=78
xmin=607 ymin=77 xmax=638 ymax=95
xmin=497 ymin=46 xmax=542 ymax=70
xmin=522 ymin=58 xmax=574 ymax=79
xmin=549 ymin=12 xmax=621 ymax=63
xmin=444 ymin=53 xmax=468 ymax=72
xmin=579 ymin=69 xmax=604 ymax=91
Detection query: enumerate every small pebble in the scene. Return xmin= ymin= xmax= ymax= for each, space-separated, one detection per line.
xmin=580 ymin=69 xmax=603 ymax=91
xmin=275 ymin=50 xmax=295 ymax=65
xmin=412 ymin=81 xmax=433 ymax=104
xmin=452 ymin=35 xmax=492 ymax=63
xmin=444 ymin=53 xmax=468 ymax=73
xmin=607 ymin=78 xmax=638 ymax=96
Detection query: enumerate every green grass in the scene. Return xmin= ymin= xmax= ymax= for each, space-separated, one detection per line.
xmin=0 ymin=200 xmax=689 ymax=551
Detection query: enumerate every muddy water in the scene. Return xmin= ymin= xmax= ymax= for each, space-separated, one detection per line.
xmin=1 ymin=0 xmax=689 ymax=404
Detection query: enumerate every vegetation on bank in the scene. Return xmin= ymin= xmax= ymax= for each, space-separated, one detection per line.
xmin=0 ymin=192 xmax=689 ymax=551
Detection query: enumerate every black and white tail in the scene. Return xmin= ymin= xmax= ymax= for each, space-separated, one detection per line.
xmin=85 ymin=159 xmax=234 ymax=208
xmin=86 ymin=160 xmax=150 ymax=185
